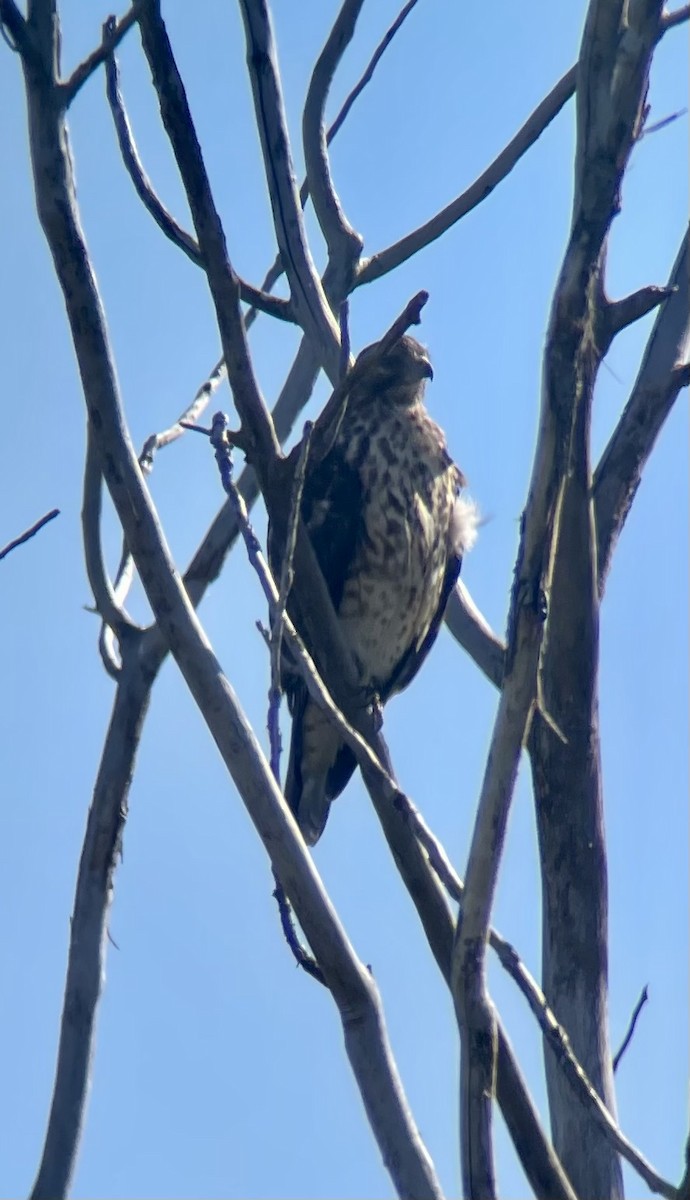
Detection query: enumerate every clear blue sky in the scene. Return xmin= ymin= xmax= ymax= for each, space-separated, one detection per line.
xmin=1 ymin=2 xmax=687 ymax=1197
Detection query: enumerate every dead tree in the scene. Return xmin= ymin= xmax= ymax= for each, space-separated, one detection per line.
xmin=0 ymin=1 xmax=687 ymax=1197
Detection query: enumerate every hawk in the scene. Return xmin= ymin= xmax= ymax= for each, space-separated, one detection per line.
xmin=273 ymin=334 xmax=477 ymax=845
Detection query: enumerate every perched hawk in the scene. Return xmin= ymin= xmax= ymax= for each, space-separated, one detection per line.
xmin=273 ymin=334 xmax=477 ymax=845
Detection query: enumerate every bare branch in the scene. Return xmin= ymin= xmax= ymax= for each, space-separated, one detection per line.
xmin=444 ymin=580 xmax=505 ymax=689
xmin=104 ymin=38 xmax=295 ymax=323
xmin=238 ymin=0 xmax=342 ymax=378
xmin=327 ymin=0 xmax=422 ymax=143
xmin=613 ymin=985 xmax=649 ymax=1072
xmin=594 ymin=227 xmax=690 ymax=588
xmin=177 ymin=337 xmax=325 ymax=618
xmin=270 ymin=422 xmax=312 ymax=775
xmin=338 ymin=299 xmax=351 ymax=378
xmin=302 ymin=0 xmax=364 ymax=262
xmin=540 ymin=1014 xmax=675 ymax=1198
xmin=241 ymin=0 xmax=422 ymax=327
xmin=527 ymin=6 xmax=669 ymax=1197
xmin=81 ymin=425 xmax=138 ymax=646
xmin=678 ymin=1134 xmax=690 ymax=1200
xmin=205 ymin=414 xmax=324 ymax=985
xmin=90 ymin=354 xmax=227 ymax=682
xmin=401 ymin=799 xmax=673 ymax=1200
xmin=138 ymin=0 xmax=281 ymax=469
xmin=640 ymin=107 xmax=687 ymax=137
xmin=59 ymin=3 xmax=140 ymax=106
xmin=356 ymin=64 xmax=577 ymax=288
xmin=0 ymin=0 xmax=38 ymax=63
xmin=661 ymin=3 xmax=690 ymax=31
xmin=142 ymin=355 xmax=226 ymax=469
xmin=0 ymin=507 xmax=59 ymax=562
xmin=600 ymin=284 xmax=677 ymax=348
xmin=272 ymin=877 xmax=325 ymax=984
xmin=30 ymin=643 xmax=150 ymax=1200
xmin=136 ymin=11 xmax=362 ymax=729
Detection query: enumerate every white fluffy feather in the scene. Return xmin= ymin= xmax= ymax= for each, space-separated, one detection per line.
xmin=451 ymin=493 xmax=480 ymax=556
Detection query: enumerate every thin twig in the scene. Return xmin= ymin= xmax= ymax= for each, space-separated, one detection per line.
xmin=103 ymin=36 xmax=295 ymax=324
xmin=327 ymin=0 xmax=422 ymax=143
xmin=339 ymin=300 xmax=351 ymax=380
xmin=613 ymin=985 xmax=649 ymax=1072
xmin=138 ymin=0 xmax=283 ymax=471
xmin=82 ymin=429 xmax=134 ymax=679
xmin=91 ymin=355 xmax=226 ymax=679
xmin=270 ymin=422 xmax=313 ymax=770
xmin=640 ymin=107 xmax=687 ymax=137
xmin=600 ymin=284 xmax=677 ymax=349
xmin=272 ymin=879 xmax=326 ymax=984
xmin=206 ymin=412 xmax=325 ymax=987
xmin=60 ymin=3 xmax=141 ymax=106
xmin=0 ymin=508 xmax=59 ymax=562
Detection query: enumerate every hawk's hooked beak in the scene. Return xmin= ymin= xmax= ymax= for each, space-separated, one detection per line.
xmin=421 ymin=357 xmax=434 ymax=381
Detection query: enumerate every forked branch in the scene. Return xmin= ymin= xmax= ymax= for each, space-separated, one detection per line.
xmin=594 ymin=227 xmax=690 ymax=587
xmin=238 ymin=0 xmax=342 ymax=377
xmin=103 ymin=30 xmax=295 ymax=323
xmin=302 ymin=0 xmax=364 ymax=262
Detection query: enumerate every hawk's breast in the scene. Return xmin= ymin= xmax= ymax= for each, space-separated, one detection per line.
xmin=337 ymin=403 xmax=461 ymax=694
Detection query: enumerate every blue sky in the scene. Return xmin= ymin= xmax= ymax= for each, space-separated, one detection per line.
xmin=0 ymin=2 xmax=687 ymax=1197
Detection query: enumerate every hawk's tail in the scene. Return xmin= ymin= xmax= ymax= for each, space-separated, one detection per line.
xmin=285 ymin=687 xmax=356 ymax=845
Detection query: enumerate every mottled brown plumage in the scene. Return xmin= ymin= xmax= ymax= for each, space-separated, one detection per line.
xmin=274 ymin=335 xmax=477 ymax=845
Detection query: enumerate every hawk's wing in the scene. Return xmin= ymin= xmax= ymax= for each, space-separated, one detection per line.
xmin=277 ymin=442 xmax=364 ymax=839
xmin=268 ymin=440 xmax=363 ymax=706
xmin=300 ymin=440 xmax=365 ymax=613
xmin=381 ymin=549 xmax=463 ymax=700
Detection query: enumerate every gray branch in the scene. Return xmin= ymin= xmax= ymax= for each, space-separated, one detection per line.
xmin=238 ymin=0 xmax=342 ymax=379
xmin=661 ymin=3 xmax=690 ymax=30
xmin=528 ymin=4 xmax=668 ymax=1197
xmin=104 ymin=35 xmax=295 ymax=323
xmin=594 ymin=227 xmax=690 ymax=588
xmin=444 ymin=580 xmax=506 ymax=689
xmin=59 ymin=3 xmax=140 ymax=105
xmin=31 ymin=642 xmax=151 ymax=1200
xmin=302 ymin=0 xmax=364 ymax=263
xmin=81 ymin=426 xmax=139 ymax=639
xmin=356 ymin=64 xmax=577 ymax=287
xmin=451 ymin=1 xmax=669 ymax=1194
xmin=0 ymin=507 xmax=59 ymax=562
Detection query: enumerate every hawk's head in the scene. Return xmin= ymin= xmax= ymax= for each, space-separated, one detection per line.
xmin=352 ymin=334 xmax=433 ymax=408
